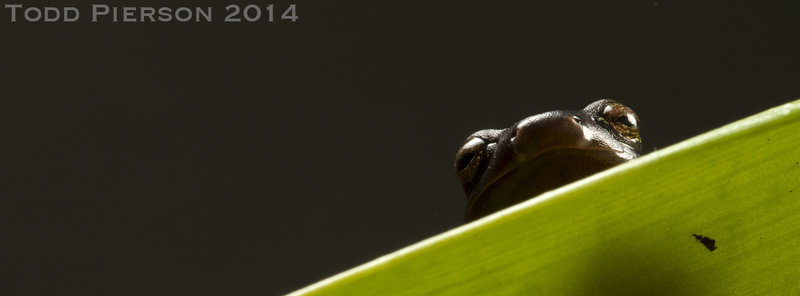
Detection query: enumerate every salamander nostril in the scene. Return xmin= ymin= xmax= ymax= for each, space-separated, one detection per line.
xmin=456 ymin=152 xmax=475 ymax=171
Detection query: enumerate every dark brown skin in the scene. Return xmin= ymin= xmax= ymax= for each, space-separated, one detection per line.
xmin=454 ymin=99 xmax=643 ymax=222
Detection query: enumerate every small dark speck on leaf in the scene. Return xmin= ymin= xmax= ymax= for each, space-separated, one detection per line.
xmin=692 ymin=234 xmax=717 ymax=252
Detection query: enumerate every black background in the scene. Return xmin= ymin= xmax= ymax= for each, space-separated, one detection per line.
xmin=2 ymin=1 xmax=799 ymax=295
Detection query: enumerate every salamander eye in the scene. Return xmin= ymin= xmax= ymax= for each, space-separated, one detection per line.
xmin=615 ymin=112 xmax=638 ymax=128
xmin=599 ymin=102 xmax=641 ymax=143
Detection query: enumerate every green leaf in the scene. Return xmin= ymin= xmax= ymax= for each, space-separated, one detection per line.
xmin=291 ymin=99 xmax=800 ymax=296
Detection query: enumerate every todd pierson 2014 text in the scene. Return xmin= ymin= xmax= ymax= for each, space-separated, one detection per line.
xmin=3 ymin=4 xmax=299 ymax=23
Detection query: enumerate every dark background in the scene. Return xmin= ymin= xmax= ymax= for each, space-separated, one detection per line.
xmin=2 ymin=0 xmax=799 ymax=295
